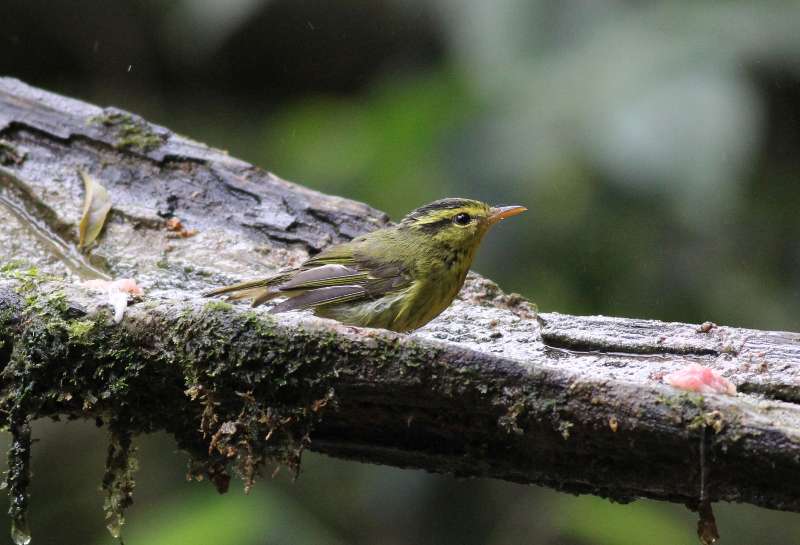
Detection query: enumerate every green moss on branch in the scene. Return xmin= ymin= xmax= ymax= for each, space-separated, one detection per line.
xmin=90 ymin=111 xmax=163 ymax=151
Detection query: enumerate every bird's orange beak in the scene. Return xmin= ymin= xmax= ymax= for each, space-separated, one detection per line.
xmin=488 ymin=205 xmax=527 ymax=225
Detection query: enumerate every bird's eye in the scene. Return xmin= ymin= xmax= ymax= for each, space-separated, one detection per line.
xmin=453 ymin=212 xmax=471 ymax=226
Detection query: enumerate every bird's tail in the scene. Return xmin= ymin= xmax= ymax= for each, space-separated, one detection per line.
xmin=203 ymin=275 xmax=288 ymax=306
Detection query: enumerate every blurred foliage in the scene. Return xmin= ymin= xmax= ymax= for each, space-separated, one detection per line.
xmin=3 ymin=0 xmax=800 ymax=543
xmin=261 ymin=71 xmax=473 ymax=212
xmin=554 ymin=496 xmax=691 ymax=545
xmin=115 ymin=478 xmax=346 ymax=545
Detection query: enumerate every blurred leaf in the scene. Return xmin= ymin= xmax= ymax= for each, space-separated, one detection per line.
xmin=78 ymin=170 xmax=112 ymax=250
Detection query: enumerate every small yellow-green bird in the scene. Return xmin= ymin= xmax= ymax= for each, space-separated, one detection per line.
xmin=204 ymin=198 xmax=526 ymax=332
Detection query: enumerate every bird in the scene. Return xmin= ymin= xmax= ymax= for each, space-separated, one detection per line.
xmin=204 ymin=198 xmax=526 ymax=332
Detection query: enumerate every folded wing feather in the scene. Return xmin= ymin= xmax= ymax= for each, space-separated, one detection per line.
xmin=205 ymin=256 xmax=412 ymax=314
xmin=269 ymin=285 xmax=367 ymax=313
xmin=278 ymin=264 xmax=368 ymax=290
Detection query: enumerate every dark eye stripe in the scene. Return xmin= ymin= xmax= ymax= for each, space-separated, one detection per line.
xmin=413 ymin=217 xmax=452 ymax=234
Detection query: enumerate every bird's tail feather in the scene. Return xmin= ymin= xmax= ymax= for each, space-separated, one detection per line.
xmin=203 ymin=278 xmax=271 ymax=296
xmin=203 ymin=275 xmax=288 ymax=307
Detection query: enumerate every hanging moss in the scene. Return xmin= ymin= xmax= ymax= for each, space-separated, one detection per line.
xmin=6 ymin=417 xmax=31 ymax=545
xmin=102 ymin=423 xmax=137 ymax=539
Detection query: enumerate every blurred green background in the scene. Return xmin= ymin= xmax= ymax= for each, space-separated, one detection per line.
xmin=3 ymin=0 xmax=800 ymax=543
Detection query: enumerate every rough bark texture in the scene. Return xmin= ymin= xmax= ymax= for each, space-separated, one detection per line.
xmin=2 ymin=77 xmax=800 ymax=519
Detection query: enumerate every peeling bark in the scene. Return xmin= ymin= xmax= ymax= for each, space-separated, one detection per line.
xmin=1 ymin=77 xmax=800 ymax=523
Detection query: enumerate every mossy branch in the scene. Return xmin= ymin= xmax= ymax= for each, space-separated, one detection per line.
xmin=3 ymin=275 xmax=800 ymax=515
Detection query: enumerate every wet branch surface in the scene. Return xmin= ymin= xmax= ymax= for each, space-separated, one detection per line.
xmin=2 ymin=77 xmax=800 ymax=529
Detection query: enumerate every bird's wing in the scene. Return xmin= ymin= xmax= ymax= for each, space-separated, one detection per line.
xmin=269 ymin=285 xmax=369 ymax=313
xmin=202 ymin=241 xmax=366 ymax=303
xmin=278 ymin=264 xmax=370 ymax=290
xmin=269 ymin=259 xmax=412 ymax=313
xmin=204 ymin=238 xmax=412 ymax=312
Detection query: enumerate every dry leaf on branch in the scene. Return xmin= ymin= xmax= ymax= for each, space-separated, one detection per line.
xmin=78 ymin=170 xmax=112 ymax=250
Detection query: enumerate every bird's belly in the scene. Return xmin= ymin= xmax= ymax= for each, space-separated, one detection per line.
xmin=406 ymin=276 xmax=463 ymax=327
xmin=314 ymin=271 xmax=465 ymax=332
xmin=315 ymin=289 xmax=410 ymax=330
xmin=385 ymin=271 xmax=464 ymax=331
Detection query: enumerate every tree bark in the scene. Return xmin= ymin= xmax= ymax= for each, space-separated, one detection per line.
xmin=2 ymin=77 xmax=800 ymax=518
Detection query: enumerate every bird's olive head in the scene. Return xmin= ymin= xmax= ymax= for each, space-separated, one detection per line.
xmin=400 ymin=198 xmax=526 ymax=249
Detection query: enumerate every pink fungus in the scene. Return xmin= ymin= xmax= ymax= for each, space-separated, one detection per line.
xmin=83 ymin=278 xmax=143 ymax=296
xmin=81 ymin=278 xmax=144 ymax=323
xmin=112 ymin=278 xmax=144 ymax=296
xmin=663 ymin=364 xmax=736 ymax=396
